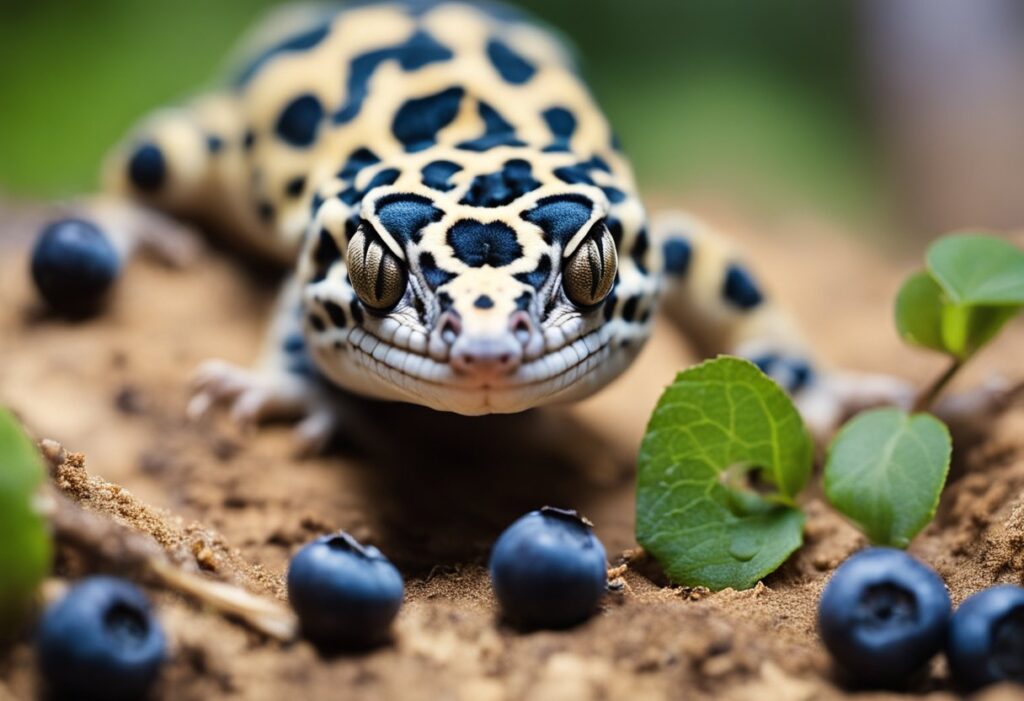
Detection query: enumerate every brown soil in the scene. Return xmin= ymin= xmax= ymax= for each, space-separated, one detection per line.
xmin=1 ymin=201 xmax=1023 ymax=701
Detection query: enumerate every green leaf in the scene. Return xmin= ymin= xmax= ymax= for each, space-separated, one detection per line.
xmin=896 ymin=261 xmax=1022 ymax=360
xmin=824 ymin=408 xmax=951 ymax=548
xmin=0 ymin=408 xmax=51 ymax=634
xmin=895 ymin=271 xmax=947 ymax=353
xmin=636 ymin=357 xmax=813 ymax=590
xmin=927 ymin=233 xmax=1024 ymax=306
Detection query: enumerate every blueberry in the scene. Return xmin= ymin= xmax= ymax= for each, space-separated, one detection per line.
xmin=36 ymin=576 xmax=166 ymax=701
xmin=489 ymin=506 xmax=607 ymax=629
xmin=128 ymin=142 xmax=166 ymax=192
xmin=947 ymin=584 xmax=1024 ymax=690
xmin=818 ymin=548 xmax=951 ymax=687
xmin=31 ymin=218 xmax=120 ymax=316
xmin=287 ymin=532 xmax=404 ymax=649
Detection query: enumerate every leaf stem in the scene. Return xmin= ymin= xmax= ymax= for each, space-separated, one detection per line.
xmin=912 ymin=358 xmax=964 ymax=413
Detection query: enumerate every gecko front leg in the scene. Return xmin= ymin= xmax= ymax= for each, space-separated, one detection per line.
xmin=187 ymin=277 xmax=348 ymax=456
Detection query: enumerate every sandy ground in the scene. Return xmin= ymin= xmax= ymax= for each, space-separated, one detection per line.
xmin=1 ymin=200 xmax=1023 ymax=700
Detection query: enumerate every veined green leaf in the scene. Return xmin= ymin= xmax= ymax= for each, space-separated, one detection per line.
xmin=824 ymin=408 xmax=951 ymax=548
xmin=927 ymin=233 xmax=1024 ymax=306
xmin=636 ymin=357 xmax=812 ymax=590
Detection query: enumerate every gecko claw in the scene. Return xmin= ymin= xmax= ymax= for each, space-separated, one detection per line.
xmin=186 ymin=359 xmax=343 ymax=455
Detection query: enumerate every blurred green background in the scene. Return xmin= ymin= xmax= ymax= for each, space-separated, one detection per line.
xmin=3 ymin=1 xmax=1022 ymax=234
xmin=0 ymin=0 xmax=877 ymax=219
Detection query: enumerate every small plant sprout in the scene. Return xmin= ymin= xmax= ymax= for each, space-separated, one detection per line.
xmin=638 ymin=233 xmax=1024 ymax=590
xmin=825 ymin=233 xmax=1024 ymax=547
xmin=895 ymin=233 xmax=1024 ymax=410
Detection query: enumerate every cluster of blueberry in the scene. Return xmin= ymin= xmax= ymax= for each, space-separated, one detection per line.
xmin=34 ymin=507 xmax=607 ymax=698
xmin=819 ymin=547 xmax=1024 ymax=691
xmin=287 ymin=506 xmax=608 ymax=644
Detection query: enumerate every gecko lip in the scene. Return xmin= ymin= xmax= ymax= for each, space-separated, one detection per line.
xmin=311 ymin=322 xmax=637 ymax=414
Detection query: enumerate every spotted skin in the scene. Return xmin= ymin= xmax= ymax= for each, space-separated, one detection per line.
xmin=91 ymin=0 xmax=838 ymax=439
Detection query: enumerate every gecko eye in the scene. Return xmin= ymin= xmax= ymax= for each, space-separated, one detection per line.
xmin=346 ymin=223 xmax=407 ymax=312
xmin=562 ymin=222 xmax=617 ymax=308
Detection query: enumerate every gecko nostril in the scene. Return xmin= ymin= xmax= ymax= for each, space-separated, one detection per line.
xmin=441 ymin=316 xmax=461 ymax=345
xmin=510 ymin=313 xmax=533 ymax=346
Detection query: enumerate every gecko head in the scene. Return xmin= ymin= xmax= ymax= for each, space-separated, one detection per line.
xmin=298 ymin=174 xmax=649 ymax=415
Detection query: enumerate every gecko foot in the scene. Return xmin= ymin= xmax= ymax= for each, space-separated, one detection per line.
xmin=187 ymin=359 xmax=343 ymax=456
xmin=796 ymin=371 xmax=916 ymax=441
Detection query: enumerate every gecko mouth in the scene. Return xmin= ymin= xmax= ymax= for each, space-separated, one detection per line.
xmin=310 ymin=323 xmax=641 ymax=414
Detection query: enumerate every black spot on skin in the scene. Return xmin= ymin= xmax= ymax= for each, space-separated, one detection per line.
xmin=751 ymin=353 xmax=778 ymax=376
xmin=421 ymin=160 xmax=462 ymax=191
xmin=723 ymin=264 xmax=764 ymax=309
xmin=584 ymin=155 xmax=612 ymax=173
xmin=419 ymin=251 xmax=455 ymax=289
xmin=375 ymin=193 xmax=444 ymax=244
xmin=338 ymin=147 xmax=379 ymax=180
xmin=448 ymin=220 xmax=522 ymax=268
xmin=542 ymin=107 xmax=576 ymax=152
xmin=349 ymin=301 xmax=364 ymax=325
xmin=606 ymin=218 xmax=623 ymax=247
xmin=486 ymin=38 xmax=536 ymax=84
xmin=236 ymin=23 xmax=331 ymax=86
xmin=128 ymin=143 xmax=166 ymax=192
xmin=206 ymin=135 xmax=224 ymax=154
xmin=257 ymin=201 xmax=275 ymax=222
xmin=310 ymin=192 xmax=325 ymax=216
xmin=283 ymin=333 xmax=305 ymax=353
xmin=365 ymin=168 xmax=400 ymax=191
xmin=662 ymin=237 xmax=692 ymax=276
xmin=309 ymin=313 xmax=326 ymax=332
xmin=324 ymin=301 xmax=347 ymax=328
xmin=621 ymin=294 xmax=641 ymax=322
xmin=460 ymin=159 xmax=540 ymax=208
xmin=553 ymin=165 xmax=594 ymax=186
xmin=276 ymin=94 xmax=324 ymax=147
xmin=243 ymin=130 xmax=256 ymax=151
xmin=514 ymin=292 xmax=532 ymax=311
xmin=340 ymin=167 xmax=401 ymax=207
xmin=521 ymin=194 xmax=593 ymax=245
xmin=413 ymin=295 xmax=427 ymax=320
xmin=312 ymin=229 xmax=341 ymax=283
xmin=457 ymin=101 xmax=525 ymax=152
xmin=285 ymin=175 xmax=306 ymax=198
xmin=334 ymin=30 xmax=453 ymax=125
xmin=602 ymin=186 xmax=626 ymax=204
xmin=392 ymin=87 xmax=464 ymax=152
xmin=513 ymin=254 xmax=551 ymax=289
xmin=437 ymin=292 xmax=454 ymax=311
xmin=630 ymin=228 xmax=649 ymax=275
xmin=751 ymin=353 xmax=815 ymax=393
xmin=790 ymin=361 xmax=814 ymax=392
xmin=474 ymin=295 xmax=495 ymax=309
xmin=339 ymin=187 xmax=360 ymax=206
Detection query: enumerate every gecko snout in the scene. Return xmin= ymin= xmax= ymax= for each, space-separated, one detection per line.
xmin=443 ymin=311 xmax=535 ymax=379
